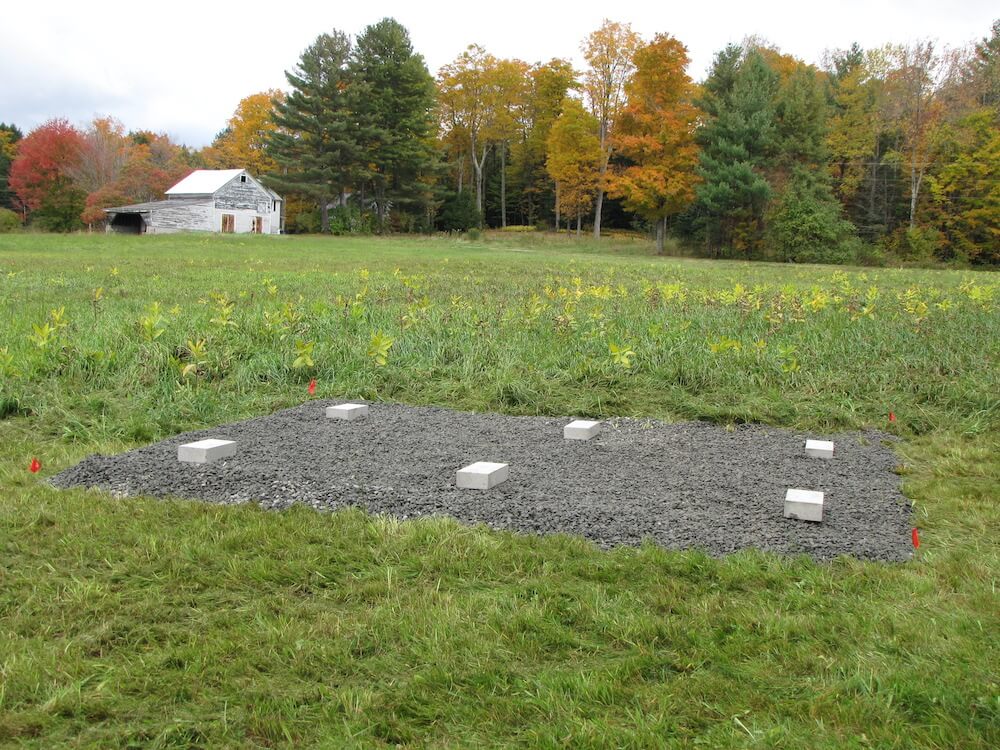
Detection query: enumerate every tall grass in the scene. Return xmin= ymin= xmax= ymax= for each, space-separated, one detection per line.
xmin=1 ymin=233 xmax=996 ymax=441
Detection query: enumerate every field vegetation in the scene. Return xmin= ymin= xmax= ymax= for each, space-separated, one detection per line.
xmin=1 ymin=233 xmax=997 ymax=747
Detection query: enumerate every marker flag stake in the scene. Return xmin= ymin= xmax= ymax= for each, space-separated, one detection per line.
xmin=308 ymin=379 xmax=317 ymax=396
xmin=889 ymin=411 xmax=897 ymax=424
xmin=29 ymin=457 xmax=41 ymax=473
xmin=912 ymin=528 xmax=920 ymax=549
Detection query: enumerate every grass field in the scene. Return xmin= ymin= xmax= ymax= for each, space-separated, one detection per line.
xmin=1 ymin=232 xmax=997 ymax=748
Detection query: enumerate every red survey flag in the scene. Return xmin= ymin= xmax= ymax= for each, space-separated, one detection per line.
xmin=889 ymin=411 xmax=897 ymax=424
xmin=912 ymin=528 xmax=920 ymax=549
xmin=308 ymin=379 xmax=317 ymax=395
xmin=29 ymin=457 xmax=41 ymax=473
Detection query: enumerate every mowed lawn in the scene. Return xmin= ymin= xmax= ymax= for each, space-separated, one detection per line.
xmin=0 ymin=232 xmax=997 ymax=748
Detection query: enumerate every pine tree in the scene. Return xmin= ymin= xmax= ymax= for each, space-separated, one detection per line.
xmin=267 ymin=31 xmax=364 ymax=233
xmin=349 ymin=18 xmax=438 ymax=231
xmin=695 ymin=50 xmax=778 ymax=255
xmin=0 ymin=123 xmax=22 ymax=211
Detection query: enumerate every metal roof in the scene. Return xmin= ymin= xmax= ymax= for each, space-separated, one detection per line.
xmin=165 ymin=169 xmax=245 ymax=195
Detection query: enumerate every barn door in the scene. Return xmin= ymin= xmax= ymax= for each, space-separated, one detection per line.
xmin=253 ymin=216 xmax=263 ymax=234
xmin=221 ymin=214 xmax=234 ymax=233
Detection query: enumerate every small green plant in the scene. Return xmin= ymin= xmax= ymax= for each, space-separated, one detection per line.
xmin=707 ymin=336 xmax=741 ymax=354
xmin=49 ymin=307 xmax=68 ymax=331
xmin=367 ymin=331 xmax=394 ymax=367
xmin=210 ymin=293 xmax=237 ymax=329
xmin=91 ymin=287 xmax=104 ymax=320
xmin=0 ymin=346 xmax=17 ymax=378
xmin=292 ymin=340 xmax=315 ymax=369
xmin=180 ymin=339 xmax=208 ymax=379
xmin=608 ymin=341 xmax=635 ymax=370
xmin=28 ymin=322 xmax=56 ymax=349
xmin=139 ymin=302 xmax=165 ymax=341
xmin=778 ymin=345 xmax=800 ymax=373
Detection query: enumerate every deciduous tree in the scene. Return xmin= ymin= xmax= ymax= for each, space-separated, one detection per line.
xmin=608 ymin=33 xmax=700 ymax=253
xmin=438 ymin=45 xmax=498 ymax=221
xmin=510 ymin=59 xmax=577 ymax=228
xmin=8 ymin=118 xmax=85 ymax=230
xmin=886 ymin=41 xmax=952 ymax=229
xmin=546 ymin=98 xmax=601 ymax=234
xmin=581 ymin=19 xmax=641 ymax=238
xmin=925 ymin=108 xmax=1000 ymax=262
xmin=203 ymin=91 xmax=285 ymax=176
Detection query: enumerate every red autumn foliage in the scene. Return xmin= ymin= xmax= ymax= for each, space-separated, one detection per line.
xmin=8 ymin=118 xmax=84 ymax=213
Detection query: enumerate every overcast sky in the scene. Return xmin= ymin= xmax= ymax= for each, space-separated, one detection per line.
xmin=1 ymin=1 xmax=995 ymax=147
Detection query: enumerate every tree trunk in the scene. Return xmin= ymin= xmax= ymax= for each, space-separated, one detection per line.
xmin=593 ymin=124 xmax=609 ymax=239
xmin=593 ymin=181 xmax=605 ymax=239
xmin=656 ymin=216 xmax=665 ymax=255
xmin=500 ymin=143 xmax=507 ymax=229
xmin=470 ymin=137 xmax=489 ymax=226
xmin=554 ymin=184 xmax=560 ymax=232
xmin=576 ymin=210 xmax=581 ymax=237
xmin=909 ymin=164 xmax=924 ymax=230
xmin=320 ymin=201 xmax=330 ymax=233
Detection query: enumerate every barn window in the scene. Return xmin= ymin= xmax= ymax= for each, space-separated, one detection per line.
xmin=240 ymin=174 xmax=247 ymax=183
xmin=221 ymin=214 xmax=235 ymax=233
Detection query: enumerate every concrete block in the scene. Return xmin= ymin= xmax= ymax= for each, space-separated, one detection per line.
xmin=805 ymin=439 xmax=835 ymax=459
xmin=326 ymin=403 xmax=369 ymax=421
xmin=457 ymin=461 xmax=509 ymax=490
xmin=784 ymin=488 xmax=824 ymax=522
xmin=564 ymin=419 xmax=601 ymax=441
xmin=178 ymin=438 xmax=236 ymax=464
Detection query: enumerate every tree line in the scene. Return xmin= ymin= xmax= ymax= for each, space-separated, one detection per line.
xmin=1 ymin=17 xmax=997 ymax=264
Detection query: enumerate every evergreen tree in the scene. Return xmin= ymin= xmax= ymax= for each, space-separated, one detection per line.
xmin=267 ymin=31 xmax=364 ymax=233
xmin=971 ymin=20 xmax=1000 ymax=108
xmin=695 ymin=50 xmax=778 ymax=255
xmin=0 ymin=123 xmax=22 ymax=211
xmin=775 ymin=64 xmax=829 ymax=172
xmin=349 ymin=18 xmax=438 ymax=231
xmin=767 ymin=167 xmax=857 ymax=263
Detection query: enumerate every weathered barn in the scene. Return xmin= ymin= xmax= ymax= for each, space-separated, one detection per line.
xmin=105 ymin=169 xmax=283 ymax=234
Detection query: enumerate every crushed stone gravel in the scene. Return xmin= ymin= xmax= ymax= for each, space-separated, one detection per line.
xmin=51 ymin=401 xmax=913 ymax=561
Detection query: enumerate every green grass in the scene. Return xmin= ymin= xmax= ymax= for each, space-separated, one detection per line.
xmin=1 ymin=233 xmax=997 ymax=748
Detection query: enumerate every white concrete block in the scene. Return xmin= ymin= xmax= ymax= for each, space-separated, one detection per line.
xmin=784 ymin=488 xmax=824 ymax=522
xmin=805 ymin=439 xmax=835 ymax=459
xmin=326 ymin=403 xmax=369 ymax=421
xmin=564 ymin=419 xmax=601 ymax=441
xmin=178 ymin=438 xmax=237 ymax=464
xmin=457 ymin=461 xmax=509 ymax=490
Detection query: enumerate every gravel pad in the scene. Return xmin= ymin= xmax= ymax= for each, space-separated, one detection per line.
xmin=51 ymin=402 xmax=913 ymax=561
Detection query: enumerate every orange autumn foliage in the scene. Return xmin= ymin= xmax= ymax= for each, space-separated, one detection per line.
xmin=608 ymin=34 xmax=701 ymax=250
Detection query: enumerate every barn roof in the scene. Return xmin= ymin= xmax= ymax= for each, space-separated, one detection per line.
xmin=166 ymin=169 xmax=245 ymax=196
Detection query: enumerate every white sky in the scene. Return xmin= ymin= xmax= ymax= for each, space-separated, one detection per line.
xmin=1 ymin=1 xmax=995 ymax=147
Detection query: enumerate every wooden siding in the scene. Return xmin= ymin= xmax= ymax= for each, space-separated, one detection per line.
xmin=215 ymin=178 xmax=271 ymax=212
xmin=148 ymin=201 xmax=215 ymax=233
